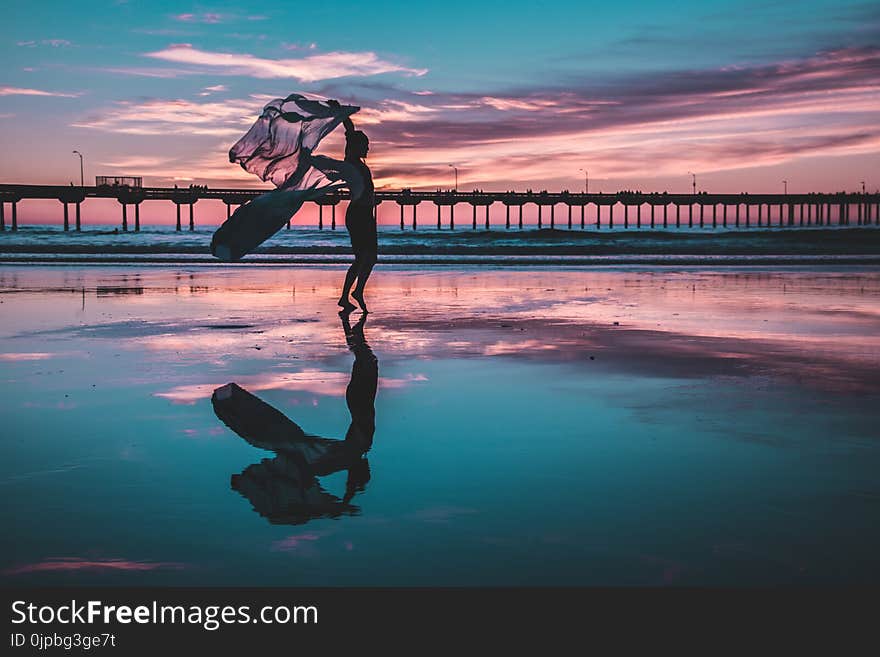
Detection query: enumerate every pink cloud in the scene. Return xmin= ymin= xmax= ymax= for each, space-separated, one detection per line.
xmin=3 ymin=557 xmax=185 ymax=576
xmin=95 ymin=66 xmax=196 ymax=79
xmin=0 ymin=86 xmax=80 ymax=98
xmin=144 ymin=44 xmax=428 ymax=82
xmin=155 ymin=370 xmax=424 ymax=404
xmin=71 ymin=96 xmax=263 ymax=136
xmin=172 ymin=12 xmax=268 ymax=24
xmin=173 ymin=13 xmax=224 ymax=24
xmin=0 ymin=352 xmax=54 ymax=361
xmin=16 ymin=39 xmax=72 ymax=47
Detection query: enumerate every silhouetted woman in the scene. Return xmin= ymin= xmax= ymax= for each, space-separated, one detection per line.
xmin=328 ymin=99 xmax=376 ymax=313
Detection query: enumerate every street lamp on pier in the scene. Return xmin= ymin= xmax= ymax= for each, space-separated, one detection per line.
xmin=687 ymin=172 xmax=696 ymax=194
xmin=72 ymin=150 xmax=84 ymax=187
xmin=447 ymin=164 xmax=458 ymax=192
xmin=578 ymin=168 xmax=589 ymax=194
xmin=783 ymin=180 xmax=788 ymax=195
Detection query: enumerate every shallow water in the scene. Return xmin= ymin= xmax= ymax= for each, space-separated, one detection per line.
xmin=2 ymin=224 xmax=877 ymax=255
xmin=1 ymin=264 xmax=879 ymax=586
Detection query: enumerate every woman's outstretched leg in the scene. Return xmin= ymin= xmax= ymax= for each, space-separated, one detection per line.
xmin=351 ymin=253 xmax=376 ymax=313
xmin=339 ymin=260 xmax=359 ymax=311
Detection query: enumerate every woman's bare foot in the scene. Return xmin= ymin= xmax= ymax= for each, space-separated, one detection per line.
xmin=352 ymin=291 xmax=368 ymax=313
xmin=338 ymin=297 xmax=356 ymax=312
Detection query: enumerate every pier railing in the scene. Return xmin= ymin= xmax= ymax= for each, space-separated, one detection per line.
xmin=0 ymin=184 xmax=877 ymax=232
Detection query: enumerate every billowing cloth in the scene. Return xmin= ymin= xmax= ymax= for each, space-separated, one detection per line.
xmin=229 ymin=94 xmax=360 ymax=191
xmin=211 ymin=94 xmax=363 ymax=261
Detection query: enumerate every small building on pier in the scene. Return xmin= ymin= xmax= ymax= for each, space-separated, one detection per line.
xmin=96 ymin=176 xmax=143 ymax=188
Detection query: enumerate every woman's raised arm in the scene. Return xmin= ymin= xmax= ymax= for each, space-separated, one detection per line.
xmin=327 ymin=99 xmax=355 ymax=133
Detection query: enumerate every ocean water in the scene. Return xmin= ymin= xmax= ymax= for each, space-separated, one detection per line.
xmin=2 ymin=224 xmax=878 ymax=266
xmin=1 ymin=264 xmax=879 ymax=585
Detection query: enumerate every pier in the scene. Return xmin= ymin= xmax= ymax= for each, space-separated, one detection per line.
xmin=0 ymin=184 xmax=877 ymax=231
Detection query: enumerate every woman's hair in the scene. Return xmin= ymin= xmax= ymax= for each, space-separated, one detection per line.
xmin=346 ymin=130 xmax=369 ymax=158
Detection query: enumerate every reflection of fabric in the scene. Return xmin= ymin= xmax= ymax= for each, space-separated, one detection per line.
xmin=232 ymin=454 xmax=352 ymax=526
xmin=213 ymin=381 xmax=370 ymax=525
xmin=212 ymin=94 xmax=363 ymax=260
xmin=212 ymin=382 xmax=364 ymax=473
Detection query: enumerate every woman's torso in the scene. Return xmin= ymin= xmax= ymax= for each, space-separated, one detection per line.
xmin=346 ymin=160 xmax=374 ymax=221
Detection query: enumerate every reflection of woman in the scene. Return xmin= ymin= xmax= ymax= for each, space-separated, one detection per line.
xmin=211 ymin=314 xmax=378 ymax=524
xmin=328 ymin=99 xmax=376 ymax=314
xmin=342 ymin=312 xmax=378 ymax=453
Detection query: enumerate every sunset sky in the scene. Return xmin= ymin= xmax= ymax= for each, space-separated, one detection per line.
xmin=2 ymin=0 xmax=879 ymax=196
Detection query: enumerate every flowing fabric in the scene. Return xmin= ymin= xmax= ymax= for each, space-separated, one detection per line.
xmin=211 ymin=94 xmax=362 ymax=261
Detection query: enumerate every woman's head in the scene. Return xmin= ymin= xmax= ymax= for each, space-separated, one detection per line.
xmin=346 ymin=130 xmax=369 ymax=159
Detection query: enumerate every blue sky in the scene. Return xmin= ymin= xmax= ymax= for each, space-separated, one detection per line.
xmin=2 ymin=0 xmax=878 ymax=192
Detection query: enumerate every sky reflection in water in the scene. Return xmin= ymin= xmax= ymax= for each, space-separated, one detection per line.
xmin=0 ymin=265 xmax=878 ymax=585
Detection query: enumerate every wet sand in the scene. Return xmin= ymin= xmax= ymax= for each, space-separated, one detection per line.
xmin=1 ymin=264 xmax=879 ymax=585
